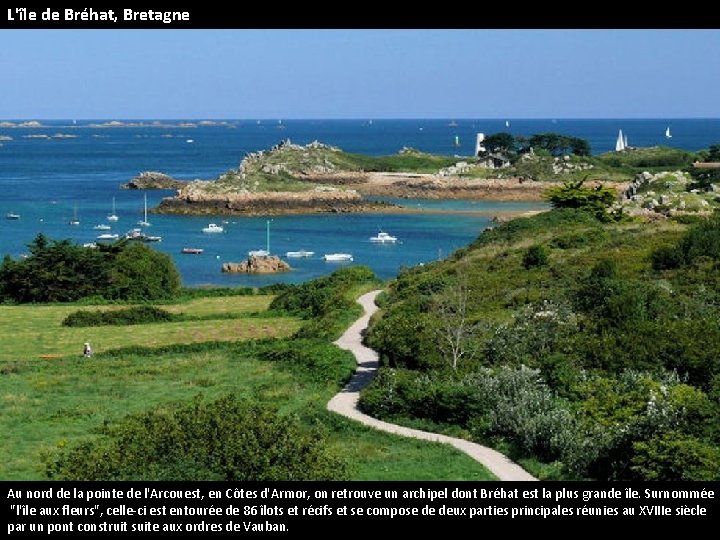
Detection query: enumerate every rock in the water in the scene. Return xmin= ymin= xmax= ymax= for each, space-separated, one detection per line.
xmin=222 ymin=255 xmax=291 ymax=274
xmin=122 ymin=171 xmax=187 ymax=190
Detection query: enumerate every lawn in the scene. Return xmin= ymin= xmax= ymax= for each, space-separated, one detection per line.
xmin=0 ymin=296 xmax=299 ymax=361
xmin=0 ymin=294 xmax=494 ymax=481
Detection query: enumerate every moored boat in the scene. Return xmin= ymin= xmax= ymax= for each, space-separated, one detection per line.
xmin=323 ymin=253 xmax=353 ymax=262
xmin=286 ymin=250 xmax=315 ymax=258
xmin=202 ymin=223 xmax=224 ymax=233
xmin=181 ymin=247 xmax=204 ymax=254
xmin=369 ymin=231 xmax=397 ymax=243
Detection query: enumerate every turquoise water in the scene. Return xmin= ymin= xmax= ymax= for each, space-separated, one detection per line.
xmin=1 ymin=119 xmax=717 ymax=286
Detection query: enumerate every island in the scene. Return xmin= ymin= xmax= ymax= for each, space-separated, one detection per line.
xmin=130 ymin=136 xmax=718 ymax=218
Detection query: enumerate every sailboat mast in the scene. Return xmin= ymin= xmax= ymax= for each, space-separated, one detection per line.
xmin=266 ymin=220 xmax=270 ymax=254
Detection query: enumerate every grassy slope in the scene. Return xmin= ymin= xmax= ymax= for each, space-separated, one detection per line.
xmin=0 ymin=296 xmax=299 ymax=361
xmin=366 ymin=211 xmax=706 ymax=478
xmin=0 ymin=292 xmax=494 ymax=480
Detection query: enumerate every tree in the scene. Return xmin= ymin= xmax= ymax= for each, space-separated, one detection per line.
xmin=542 ymin=179 xmax=617 ymax=219
xmin=106 ymin=242 xmax=181 ymax=301
xmin=433 ymin=279 xmax=480 ymax=372
xmin=481 ymin=132 xmax=516 ymax=154
xmin=0 ymin=234 xmax=181 ymax=303
xmin=0 ymin=235 xmax=112 ymax=303
xmin=528 ymin=133 xmax=592 ymax=157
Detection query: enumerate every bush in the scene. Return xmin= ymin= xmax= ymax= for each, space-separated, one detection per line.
xmin=631 ymin=433 xmax=720 ymax=480
xmin=46 ymin=395 xmax=349 ymax=480
xmin=522 ymin=245 xmax=549 ymax=269
xmin=63 ymin=305 xmax=175 ymax=327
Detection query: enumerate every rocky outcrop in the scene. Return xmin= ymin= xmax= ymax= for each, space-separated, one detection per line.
xmin=157 ymin=184 xmax=397 ymax=215
xmin=222 ymin=255 xmax=291 ymax=274
xmin=122 ymin=171 xmax=187 ymax=190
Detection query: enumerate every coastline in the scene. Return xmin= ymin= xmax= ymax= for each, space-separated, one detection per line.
xmin=153 ymin=173 xmax=571 ymax=216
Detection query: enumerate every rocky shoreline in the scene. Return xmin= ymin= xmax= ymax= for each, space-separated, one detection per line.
xmin=299 ymin=172 xmax=558 ymax=201
xmin=156 ymin=186 xmax=399 ymax=216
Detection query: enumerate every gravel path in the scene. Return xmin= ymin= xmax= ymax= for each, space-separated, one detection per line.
xmin=327 ymin=290 xmax=538 ymax=481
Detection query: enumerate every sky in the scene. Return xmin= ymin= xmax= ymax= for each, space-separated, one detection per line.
xmin=1 ymin=30 xmax=718 ymax=119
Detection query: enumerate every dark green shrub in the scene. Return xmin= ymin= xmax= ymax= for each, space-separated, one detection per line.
xmin=63 ymin=305 xmax=175 ymax=327
xmin=522 ymin=245 xmax=549 ymax=269
xmin=46 ymin=395 xmax=349 ymax=480
xmin=651 ymin=245 xmax=684 ymax=270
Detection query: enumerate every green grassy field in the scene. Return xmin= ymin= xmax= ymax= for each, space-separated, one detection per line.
xmin=0 ymin=293 xmax=494 ymax=480
xmin=0 ymin=296 xmax=299 ymax=361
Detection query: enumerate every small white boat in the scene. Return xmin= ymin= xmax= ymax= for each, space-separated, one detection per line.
xmin=5 ymin=212 xmax=20 ymax=220
xmin=323 ymin=253 xmax=353 ymax=262
xmin=665 ymin=126 xmax=672 ymax=139
xmin=369 ymin=231 xmax=398 ymax=243
xmin=186 ymin=139 xmax=194 ymax=144
xmin=107 ymin=197 xmax=119 ymax=222
xmin=94 ymin=224 xmax=111 ymax=230
xmin=248 ymin=249 xmax=270 ymax=257
xmin=181 ymin=247 xmax=204 ymax=255
xmin=69 ymin=203 xmax=80 ymax=225
xmin=202 ymin=223 xmax=224 ymax=234
xmin=97 ymin=233 xmax=119 ymax=241
xmin=286 ymin=250 xmax=315 ymax=258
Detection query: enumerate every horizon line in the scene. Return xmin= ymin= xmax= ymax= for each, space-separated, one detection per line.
xmin=2 ymin=117 xmax=719 ymax=122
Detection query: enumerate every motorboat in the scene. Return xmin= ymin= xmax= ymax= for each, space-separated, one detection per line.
xmin=323 ymin=253 xmax=353 ymax=262
xmin=126 ymin=228 xmax=162 ymax=242
xmin=286 ymin=250 xmax=315 ymax=258
xmin=96 ymin=233 xmax=119 ymax=241
xmin=181 ymin=247 xmax=204 ymax=254
xmin=5 ymin=213 xmax=20 ymax=220
xmin=369 ymin=231 xmax=398 ymax=243
xmin=94 ymin=224 xmax=112 ymax=230
xmin=202 ymin=223 xmax=224 ymax=233
xmin=248 ymin=249 xmax=269 ymax=257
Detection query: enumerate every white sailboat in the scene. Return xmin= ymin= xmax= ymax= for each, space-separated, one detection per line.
xmin=615 ymin=130 xmax=626 ymax=152
xmin=69 ymin=204 xmax=80 ymax=226
xmin=107 ymin=197 xmax=119 ymax=222
xmin=249 ymin=220 xmax=272 ymax=257
xmin=137 ymin=194 xmax=151 ymax=227
xmin=665 ymin=126 xmax=672 ymax=139
xmin=505 ymin=120 xmax=510 ymax=128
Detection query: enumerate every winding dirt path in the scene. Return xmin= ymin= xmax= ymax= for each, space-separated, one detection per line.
xmin=327 ymin=290 xmax=537 ymax=481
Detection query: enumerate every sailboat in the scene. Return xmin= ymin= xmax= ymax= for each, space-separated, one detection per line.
xmin=615 ymin=130 xmax=626 ymax=152
xmin=665 ymin=126 xmax=672 ymax=139
xmin=107 ymin=197 xmax=119 ymax=222
xmin=505 ymin=120 xmax=511 ymax=128
xmin=448 ymin=120 xmax=458 ymax=127
xmin=137 ymin=194 xmax=151 ymax=227
xmin=249 ymin=220 xmax=272 ymax=257
xmin=69 ymin=204 xmax=80 ymax=226
xmin=453 ymin=135 xmax=460 ymax=147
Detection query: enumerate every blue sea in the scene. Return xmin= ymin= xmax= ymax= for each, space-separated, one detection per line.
xmin=1 ymin=118 xmax=718 ymax=287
